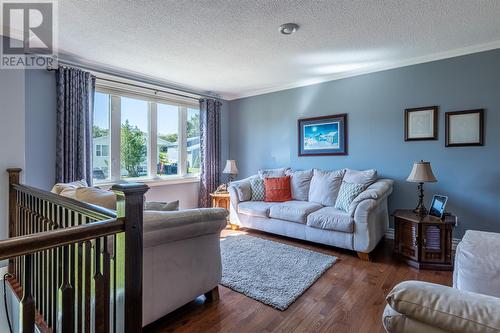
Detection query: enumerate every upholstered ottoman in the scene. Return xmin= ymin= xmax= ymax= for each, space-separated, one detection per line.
xmin=453 ymin=230 xmax=500 ymax=297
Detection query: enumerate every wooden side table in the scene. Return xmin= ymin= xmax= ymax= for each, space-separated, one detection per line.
xmin=392 ymin=209 xmax=457 ymax=270
xmin=210 ymin=192 xmax=238 ymax=229
xmin=210 ymin=192 xmax=230 ymax=210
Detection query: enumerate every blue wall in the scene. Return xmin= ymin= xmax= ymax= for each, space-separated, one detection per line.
xmin=25 ymin=69 xmax=57 ymax=190
xmin=228 ymin=49 xmax=500 ymax=237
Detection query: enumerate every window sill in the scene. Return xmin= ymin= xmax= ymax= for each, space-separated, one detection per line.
xmin=95 ymin=176 xmax=200 ymax=188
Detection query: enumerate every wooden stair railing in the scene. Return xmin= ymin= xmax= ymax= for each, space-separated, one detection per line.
xmin=4 ymin=168 xmax=149 ymax=333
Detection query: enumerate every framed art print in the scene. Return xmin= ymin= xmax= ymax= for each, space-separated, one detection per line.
xmin=298 ymin=113 xmax=347 ymax=156
xmin=445 ymin=109 xmax=484 ymax=147
xmin=404 ymin=106 xmax=438 ymax=141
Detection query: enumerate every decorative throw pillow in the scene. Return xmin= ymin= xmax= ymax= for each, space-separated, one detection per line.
xmin=51 ymin=179 xmax=88 ymax=195
xmin=144 ymin=200 xmax=179 ymax=211
xmin=258 ymin=167 xmax=290 ymax=179
xmin=230 ymin=178 xmax=254 ymax=202
xmin=75 ymin=187 xmax=117 ymax=210
xmin=343 ymin=169 xmax=378 ymax=186
xmin=334 ymin=181 xmax=366 ymax=212
xmin=308 ymin=169 xmax=345 ymax=206
xmin=250 ymin=177 xmax=265 ymax=201
xmin=59 ymin=187 xmax=78 ymax=199
xmin=285 ymin=169 xmax=313 ymax=201
xmin=264 ymin=176 xmax=292 ymax=202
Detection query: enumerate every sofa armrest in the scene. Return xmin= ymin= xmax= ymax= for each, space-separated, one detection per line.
xmin=143 ymin=208 xmax=227 ymax=247
xmin=386 ymin=280 xmax=500 ymax=333
xmin=348 ymin=178 xmax=393 ymax=217
xmin=228 ymin=176 xmax=254 ymax=203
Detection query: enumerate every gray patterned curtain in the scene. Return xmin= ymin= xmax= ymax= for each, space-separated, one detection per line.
xmin=55 ymin=67 xmax=95 ymax=184
xmin=198 ymin=98 xmax=222 ymax=208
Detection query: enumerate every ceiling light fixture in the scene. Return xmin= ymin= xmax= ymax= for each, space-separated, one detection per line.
xmin=279 ymin=23 xmax=299 ymax=35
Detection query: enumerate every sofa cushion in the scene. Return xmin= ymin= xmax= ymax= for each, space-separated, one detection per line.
xmin=264 ymin=176 xmax=292 ymax=202
xmin=454 ymin=230 xmax=500 ymax=298
xmin=387 ymin=280 xmax=500 ymax=333
xmin=269 ymin=200 xmax=323 ymax=224
xmin=307 ymin=207 xmax=354 ymax=233
xmin=144 ymin=200 xmax=179 ymax=211
xmin=344 ymin=168 xmax=378 ymax=186
xmin=51 ymin=179 xmax=88 ymax=194
xmin=238 ymin=201 xmax=280 ymax=218
xmin=75 ymin=187 xmax=117 ymax=210
xmin=285 ymin=169 xmax=313 ymax=201
xmin=250 ymin=177 xmax=265 ymax=201
xmin=258 ymin=167 xmax=290 ymax=179
xmin=335 ymin=181 xmax=367 ymax=212
xmin=230 ymin=177 xmax=255 ymax=202
xmin=308 ymin=169 xmax=345 ymax=206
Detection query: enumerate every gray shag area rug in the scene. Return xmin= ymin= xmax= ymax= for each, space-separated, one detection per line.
xmin=220 ymin=234 xmax=337 ymax=311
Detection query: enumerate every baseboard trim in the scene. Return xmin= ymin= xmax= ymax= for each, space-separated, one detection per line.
xmin=385 ymin=228 xmax=461 ymax=251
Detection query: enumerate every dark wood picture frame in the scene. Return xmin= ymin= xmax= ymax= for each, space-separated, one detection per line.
xmin=297 ymin=113 xmax=348 ymax=156
xmin=445 ymin=109 xmax=484 ymax=147
xmin=404 ymin=106 xmax=438 ymax=141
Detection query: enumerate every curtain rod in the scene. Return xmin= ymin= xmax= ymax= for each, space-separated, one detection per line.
xmin=47 ymin=60 xmax=220 ymax=102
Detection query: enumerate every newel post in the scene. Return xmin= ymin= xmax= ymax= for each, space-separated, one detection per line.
xmin=7 ymin=168 xmax=21 ymax=274
xmin=111 ymin=183 xmax=149 ymax=333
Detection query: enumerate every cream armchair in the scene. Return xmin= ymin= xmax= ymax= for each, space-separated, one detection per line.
xmin=383 ymin=230 xmax=500 ymax=333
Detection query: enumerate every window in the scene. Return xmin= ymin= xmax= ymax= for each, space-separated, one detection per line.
xmin=157 ymin=103 xmax=179 ymax=176
xmin=92 ymin=85 xmax=200 ymax=184
xmin=92 ymin=92 xmax=111 ymax=181
xmin=120 ymin=97 xmax=149 ymax=179
xmin=101 ymin=145 xmax=109 ymax=157
xmin=186 ymin=108 xmax=200 ymax=174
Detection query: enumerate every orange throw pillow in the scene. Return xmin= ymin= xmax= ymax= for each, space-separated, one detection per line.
xmin=264 ymin=176 xmax=292 ymax=202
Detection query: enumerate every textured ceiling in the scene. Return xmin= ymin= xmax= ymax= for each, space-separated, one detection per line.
xmin=56 ymin=0 xmax=500 ymax=99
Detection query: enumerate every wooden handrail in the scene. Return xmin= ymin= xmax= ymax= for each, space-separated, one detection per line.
xmin=6 ymin=168 xmax=149 ymax=332
xmin=0 ymin=218 xmax=124 ymax=261
xmin=12 ymin=183 xmax=117 ymax=220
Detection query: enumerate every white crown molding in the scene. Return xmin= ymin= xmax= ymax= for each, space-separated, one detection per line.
xmin=225 ymin=40 xmax=500 ymax=101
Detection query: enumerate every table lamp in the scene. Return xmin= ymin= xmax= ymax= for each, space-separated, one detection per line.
xmin=222 ymin=160 xmax=238 ymax=184
xmin=407 ymin=160 xmax=437 ymax=215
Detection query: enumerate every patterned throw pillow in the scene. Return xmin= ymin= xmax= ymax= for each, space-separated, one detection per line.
xmin=250 ymin=177 xmax=265 ymax=201
xmin=264 ymin=176 xmax=292 ymax=202
xmin=334 ymin=181 xmax=366 ymax=212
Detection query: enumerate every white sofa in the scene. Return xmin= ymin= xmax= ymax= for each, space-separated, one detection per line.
xmin=383 ymin=230 xmax=500 ymax=333
xmin=51 ymin=181 xmax=228 ymax=327
xmin=141 ymin=209 xmax=227 ymax=325
xmin=228 ymin=168 xmax=393 ymax=259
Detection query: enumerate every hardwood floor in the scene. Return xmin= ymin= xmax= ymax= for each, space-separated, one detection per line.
xmin=145 ymin=228 xmax=452 ymax=333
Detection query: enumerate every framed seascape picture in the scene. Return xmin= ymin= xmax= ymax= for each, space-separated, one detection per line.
xmin=404 ymin=106 xmax=438 ymax=141
xmin=445 ymin=109 xmax=484 ymax=147
xmin=298 ymin=114 xmax=347 ymax=156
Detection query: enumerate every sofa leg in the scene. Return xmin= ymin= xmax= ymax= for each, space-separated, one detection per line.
xmin=204 ymin=286 xmax=219 ymax=302
xmin=357 ymin=252 xmax=371 ymax=261
xmin=230 ymin=223 xmax=239 ymax=230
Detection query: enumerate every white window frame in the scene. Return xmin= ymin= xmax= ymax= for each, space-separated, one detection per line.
xmin=94 ymin=81 xmax=200 ymax=186
xmin=101 ymin=144 xmax=109 ymax=157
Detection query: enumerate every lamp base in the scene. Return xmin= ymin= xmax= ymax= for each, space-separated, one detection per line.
xmin=413 ymin=182 xmax=428 ymax=216
xmin=413 ymin=206 xmax=428 ymax=216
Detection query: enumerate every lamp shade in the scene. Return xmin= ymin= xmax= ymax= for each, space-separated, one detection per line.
xmin=407 ymin=161 xmax=437 ymax=183
xmin=222 ymin=160 xmax=239 ymax=175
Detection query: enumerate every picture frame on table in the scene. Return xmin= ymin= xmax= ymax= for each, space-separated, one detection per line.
xmin=404 ymin=106 xmax=438 ymax=141
xmin=298 ymin=113 xmax=347 ymax=156
xmin=445 ymin=109 xmax=484 ymax=147
xmin=429 ymin=194 xmax=448 ymax=219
